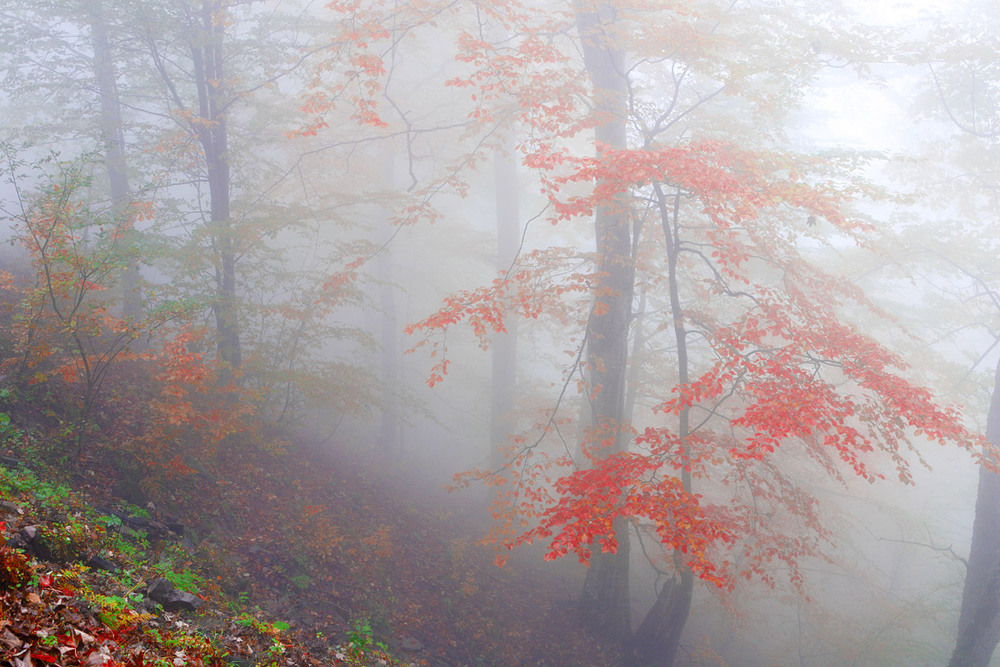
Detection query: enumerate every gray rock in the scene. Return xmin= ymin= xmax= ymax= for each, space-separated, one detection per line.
xmin=399 ymin=636 xmax=424 ymax=652
xmin=86 ymin=553 xmax=118 ymax=573
xmin=20 ymin=525 xmax=54 ymax=561
xmin=146 ymin=577 xmax=202 ymax=612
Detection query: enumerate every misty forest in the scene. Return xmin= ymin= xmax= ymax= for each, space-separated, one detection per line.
xmin=2 ymin=0 xmax=1000 ymax=665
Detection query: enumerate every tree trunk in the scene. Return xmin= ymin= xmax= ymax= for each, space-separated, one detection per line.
xmin=633 ymin=570 xmax=694 ymax=666
xmin=630 ymin=184 xmax=696 ymax=666
xmin=88 ymin=0 xmax=140 ymax=319
xmin=490 ymin=132 xmax=520 ymax=468
xmin=580 ymin=516 xmax=633 ymax=652
xmin=192 ymin=0 xmax=240 ymax=378
xmin=950 ymin=358 xmax=1000 ymax=667
xmin=574 ymin=1 xmax=634 ymax=652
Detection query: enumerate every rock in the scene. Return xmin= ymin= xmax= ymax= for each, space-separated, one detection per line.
xmin=19 ymin=525 xmax=53 ymax=561
xmin=146 ymin=577 xmax=202 ymax=612
xmin=86 ymin=553 xmax=118 ymax=573
xmin=0 ymin=500 xmax=20 ymax=516
xmin=65 ymin=599 xmax=99 ymax=627
xmin=147 ymin=520 xmax=170 ymax=538
xmin=135 ymin=598 xmax=160 ymax=616
xmin=0 ymin=455 xmax=20 ymax=469
xmin=165 ymin=520 xmax=186 ymax=537
xmin=399 ymin=636 xmax=424 ymax=652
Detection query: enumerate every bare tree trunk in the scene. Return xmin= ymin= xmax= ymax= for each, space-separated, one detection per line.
xmin=629 ymin=185 xmax=697 ymax=667
xmin=574 ymin=1 xmax=634 ymax=654
xmin=144 ymin=0 xmax=239 ymax=379
xmin=950 ymin=358 xmax=1000 ymax=667
xmin=88 ymin=0 xmax=140 ymax=319
xmin=634 ymin=569 xmax=694 ymax=667
xmin=490 ymin=132 xmax=519 ymax=468
xmin=191 ymin=0 xmax=240 ymax=378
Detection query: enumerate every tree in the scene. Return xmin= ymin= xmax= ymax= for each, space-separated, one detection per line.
xmin=141 ymin=0 xmax=241 ymax=377
xmin=87 ymin=0 xmax=140 ymax=319
xmin=0 ymin=0 xmax=386 ymax=455
xmin=0 ymin=151 xmax=162 ymax=455
xmin=897 ymin=4 xmax=1000 ymax=663
xmin=491 ymin=131 xmax=521 ymax=468
xmin=406 ymin=1 xmax=982 ymax=663
xmin=0 ymin=0 xmax=145 ymax=316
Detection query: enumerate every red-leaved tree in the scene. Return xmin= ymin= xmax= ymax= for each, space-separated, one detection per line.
xmin=402 ymin=1 xmax=984 ymax=664
xmin=298 ymin=0 xmax=984 ymax=663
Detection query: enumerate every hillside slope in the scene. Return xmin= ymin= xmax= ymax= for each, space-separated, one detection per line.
xmin=0 ymin=431 xmax=618 ymax=667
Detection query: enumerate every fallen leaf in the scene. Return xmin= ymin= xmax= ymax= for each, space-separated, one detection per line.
xmin=72 ymin=627 xmax=95 ymax=643
xmin=0 ymin=628 xmax=23 ymax=649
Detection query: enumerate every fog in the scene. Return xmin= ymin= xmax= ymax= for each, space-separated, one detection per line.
xmin=0 ymin=0 xmax=998 ymax=665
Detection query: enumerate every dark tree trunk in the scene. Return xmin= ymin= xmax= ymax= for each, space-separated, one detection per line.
xmin=580 ymin=516 xmax=633 ymax=653
xmin=145 ymin=0 xmax=239 ymax=379
xmin=191 ymin=0 xmax=240 ymax=378
xmin=633 ymin=570 xmax=694 ymax=666
xmin=950 ymin=358 xmax=1000 ymax=667
xmin=574 ymin=1 xmax=635 ymax=652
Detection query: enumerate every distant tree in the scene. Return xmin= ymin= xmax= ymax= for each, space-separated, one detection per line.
xmin=0 ymin=0 xmax=144 ymax=313
xmin=0 ymin=0 xmax=384 ymax=439
xmin=491 ymin=131 xmax=520 ymax=468
xmin=87 ymin=0 xmax=140 ymax=319
xmin=900 ymin=4 xmax=1000 ymax=664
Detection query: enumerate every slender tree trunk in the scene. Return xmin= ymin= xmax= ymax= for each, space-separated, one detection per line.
xmin=88 ymin=0 xmax=140 ymax=319
xmin=950 ymin=358 xmax=1000 ymax=667
xmin=490 ymin=132 xmax=520 ymax=468
xmin=192 ymin=0 xmax=240 ymax=378
xmin=574 ymin=1 xmax=635 ymax=654
xmin=624 ymin=286 xmax=646 ymax=423
xmin=631 ymin=185 xmax=695 ymax=666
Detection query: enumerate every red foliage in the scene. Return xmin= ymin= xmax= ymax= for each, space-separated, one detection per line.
xmin=298 ymin=0 xmax=983 ymax=604
xmin=127 ymin=327 xmax=260 ymax=484
xmin=419 ymin=83 xmax=978 ymax=602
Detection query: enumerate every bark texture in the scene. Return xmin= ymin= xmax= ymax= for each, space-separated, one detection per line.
xmin=950 ymin=358 xmax=1000 ymax=667
xmin=574 ymin=1 xmax=635 ymax=650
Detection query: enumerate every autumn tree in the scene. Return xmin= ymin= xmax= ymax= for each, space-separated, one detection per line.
xmin=138 ymin=0 xmax=242 ymax=377
xmin=0 ymin=0 xmax=147 ymax=316
xmin=0 ymin=151 xmax=165 ymax=455
xmin=0 ymin=0 xmax=388 ymax=457
xmin=400 ymin=1 xmax=985 ymax=663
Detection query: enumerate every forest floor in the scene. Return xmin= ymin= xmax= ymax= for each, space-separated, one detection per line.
xmin=0 ymin=426 xmax=621 ymax=667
